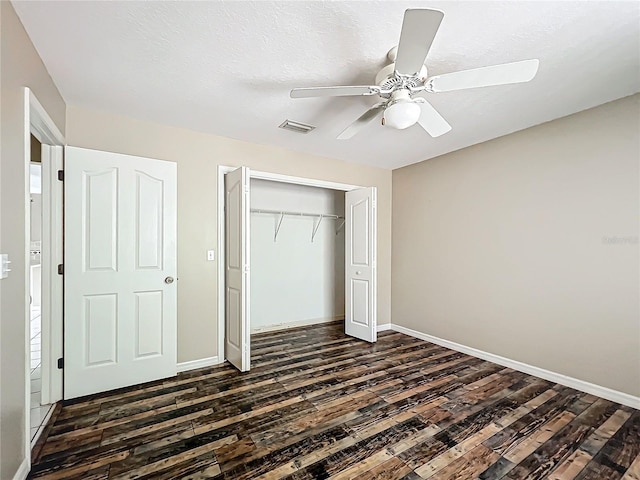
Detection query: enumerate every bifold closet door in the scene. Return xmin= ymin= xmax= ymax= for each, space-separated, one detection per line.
xmin=345 ymin=187 xmax=377 ymax=342
xmin=225 ymin=166 xmax=251 ymax=372
xmin=64 ymin=146 xmax=177 ymax=399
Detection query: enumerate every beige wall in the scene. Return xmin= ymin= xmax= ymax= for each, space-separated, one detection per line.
xmin=0 ymin=2 xmax=67 ymax=477
xmin=65 ymin=105 xmax=392 ymax=363
xmin=392 ymin=95 xmax=640 ymax=397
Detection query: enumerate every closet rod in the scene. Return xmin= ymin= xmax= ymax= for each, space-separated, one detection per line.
xmin=252 ymin=208 xmax=345 ymax=242
xmin=250 ymin=208 xmax=344 ymax=220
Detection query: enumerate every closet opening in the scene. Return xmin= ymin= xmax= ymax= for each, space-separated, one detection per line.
xmin=250 ymin=179 xmax=346 ymax=334
xmin=218 ymin=166 xmax=377 ymax=373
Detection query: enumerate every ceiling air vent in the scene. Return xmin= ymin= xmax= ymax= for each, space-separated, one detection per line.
xmin=279 ymin=120 xmax=315 ymax=134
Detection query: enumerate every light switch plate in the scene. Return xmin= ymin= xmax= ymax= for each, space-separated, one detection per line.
xmin=207 ymin=250 xmax=215 ymax=261
xmin=1 ymin=254 xmax=11 ymax=279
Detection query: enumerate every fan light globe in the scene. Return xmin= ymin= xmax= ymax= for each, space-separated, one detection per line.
xmin=383 ymin=101 xmax=421 ymax=129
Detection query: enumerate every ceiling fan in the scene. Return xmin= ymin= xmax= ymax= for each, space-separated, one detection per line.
xmin=290 ymin=9 xmax=539 ymax=140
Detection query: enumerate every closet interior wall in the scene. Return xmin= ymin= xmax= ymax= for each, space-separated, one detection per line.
xmin=250 ymin=179 xmax=345 ymax=332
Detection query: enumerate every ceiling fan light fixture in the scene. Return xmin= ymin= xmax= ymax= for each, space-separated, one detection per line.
xmin=383 ymin=101 xmax=421 ymax=129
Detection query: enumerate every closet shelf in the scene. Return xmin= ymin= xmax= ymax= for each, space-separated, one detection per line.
xmin=251 ymin=209 xmax=345 ymax=242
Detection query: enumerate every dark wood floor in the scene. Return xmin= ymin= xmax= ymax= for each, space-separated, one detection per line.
xmin=30 ymin=322 xmax=639 ymax=479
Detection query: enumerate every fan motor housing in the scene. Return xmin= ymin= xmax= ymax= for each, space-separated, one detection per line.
xmin=375 ymin=62 xmax=428 ymax=91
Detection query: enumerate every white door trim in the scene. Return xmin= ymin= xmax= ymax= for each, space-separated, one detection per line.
xmin=217 ymin=166 xmax=365 ymax=363
xmin=23 ymin=87 xmax=65 ymax=468
xmin=40 ymin=146 xmax=64 ymax=405
xmin=27 ymin=88 xmax=65 ymax=146
xmin=250 ymin=169 xmax=361 ymax=191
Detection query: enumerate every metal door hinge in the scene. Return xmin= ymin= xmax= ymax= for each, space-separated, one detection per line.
xmin=57 ymin=170 xmax=64 ymax=181
xmin=57 ymin=264 xmax=64 ymax=275
xmin=57 ymin=358 xmax=64 ymax=369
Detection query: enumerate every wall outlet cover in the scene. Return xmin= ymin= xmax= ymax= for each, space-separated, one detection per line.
xmin=1 ymin=254 xmax=11 ymax=279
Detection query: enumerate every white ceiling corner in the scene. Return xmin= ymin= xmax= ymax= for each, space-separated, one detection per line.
xmin=12 ymin=0 xmax=640 ymax=169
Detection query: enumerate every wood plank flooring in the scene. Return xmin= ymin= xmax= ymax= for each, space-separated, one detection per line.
xmin=29 ymin=322 xmax=640 ymax=479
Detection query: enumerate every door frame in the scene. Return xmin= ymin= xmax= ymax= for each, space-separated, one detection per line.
xmin=23 ymin=88 xmax=65 ymax=461
xmin=216 ymin=166 xmax=364 ymax=362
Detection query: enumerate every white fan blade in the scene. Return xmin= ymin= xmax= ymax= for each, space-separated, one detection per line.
xmin=337 ymin=103 xmax=386 ymax=140
xmin=395 ymin=9 xmax=444 ymax=76
xmin=418 ymin=101 xmax=451 ymax=137
xmin=428 ymin=59 xmax=539 ymax=92
xmin=291 ymin=86 xmax=377 ymax=98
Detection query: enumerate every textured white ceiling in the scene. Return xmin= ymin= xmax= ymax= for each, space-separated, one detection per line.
xmin=13 ymin=1 xmax=640 ymax=169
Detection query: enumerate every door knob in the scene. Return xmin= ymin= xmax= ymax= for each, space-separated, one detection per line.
xmin=356 ymin=271 xmax=362 ymax=275
xmin=164 ymin=276 xmax=174 ymax=284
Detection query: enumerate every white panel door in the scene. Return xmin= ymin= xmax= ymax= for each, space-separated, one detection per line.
xmin=345 ymin=187 xmax=377 ymax=342
xmin=225 ymin=167 xmax=250 ymax=371
xmin=64 ymin=146 xmax=177 ymax=399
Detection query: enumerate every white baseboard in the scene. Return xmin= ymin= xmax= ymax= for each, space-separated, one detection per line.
xmin=391 ymin=324 xmax=640 ymax=410
xmin=377 ymin=323 xmax=392 ymax=332
xmin=251 ymin=316 xmax=344 ymax=334
xmin=12 ymin=458 xmax=29 ymax=480
xmin=177 ymin=356 xmax=221 ymax=373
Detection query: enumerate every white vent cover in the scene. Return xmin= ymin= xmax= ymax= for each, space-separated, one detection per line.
xmin=279 ymin=120 xmax=315 ymax=134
